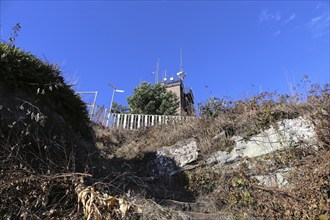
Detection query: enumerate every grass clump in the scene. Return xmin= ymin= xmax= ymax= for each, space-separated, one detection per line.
xmin=0 ymin=42 xmax=99 ymax=218
xmin=0 ymin=42 xmax=91 ymax=137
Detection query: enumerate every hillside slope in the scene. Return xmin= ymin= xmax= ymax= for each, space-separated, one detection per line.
xmin=93 ymin=83 xmax=329 ymax=219
xmin=0 ymin=43 xmax=100 ymax=218
xmin=0 ymin=42 xmax=329 ymax=219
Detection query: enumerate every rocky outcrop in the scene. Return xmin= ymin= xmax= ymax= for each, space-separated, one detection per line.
xmin=253 ymin=168 xmax=291 ymax=189
xmin=151 ymin=139 xmax=199 ymax=176
xmin=206 ymin=117 xmax=317 ymax=164
xmin=150 ymin=117 xmax=317 ymax=176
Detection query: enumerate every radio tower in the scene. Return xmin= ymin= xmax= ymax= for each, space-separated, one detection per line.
xmin=177 ymin=48 xmax=186 ymax=81
xmin=155 ymin=58 xmax=160 ymax=84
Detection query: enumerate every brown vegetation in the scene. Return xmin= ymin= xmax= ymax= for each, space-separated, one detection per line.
xmin=1 ymin=42 xmax=329 ymax=219
xmin=93 ymin=82 xmax=329 ymax=219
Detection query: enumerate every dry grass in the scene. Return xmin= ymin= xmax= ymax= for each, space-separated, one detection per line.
xmin=1 ymin=45 xmax=329 ymax=220
xmin=76 ymin=185 xmax=142 ymax=219
xmin=91 ymin=82 xmax=329 ymax=219
xmin=99 ymin=83 xmax=329 ymax=159
xmin=184 ymin=147 xmax=329 ymax=219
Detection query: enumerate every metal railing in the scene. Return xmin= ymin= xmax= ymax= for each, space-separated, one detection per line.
xmin=106 ymin=113 xmax=195 ymax=129
xmin=76 ymin=91 xmax=98 ymax=119
xmin=76 ymin=91 xmax=195 ymax=129
xmin=87 ymin=105 xmax=194 ymax=129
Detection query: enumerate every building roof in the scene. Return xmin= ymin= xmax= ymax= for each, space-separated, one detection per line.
xmin=163 ymin=78 xmax=181 ymax=87
xmin=163 ymin=78 xmax=194 ymax=104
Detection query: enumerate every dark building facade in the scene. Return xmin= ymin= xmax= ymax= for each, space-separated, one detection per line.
xmin=163 ymin=78 xmax=194 ymax=115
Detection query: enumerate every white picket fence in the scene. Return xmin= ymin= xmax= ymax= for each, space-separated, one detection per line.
xmin=76 ymin=95 xmax=195 ymax=129
xmin=88 ymin=105 xmax=194 ymax=129
xmin=106 ymin=113 xmax=194 ymax=129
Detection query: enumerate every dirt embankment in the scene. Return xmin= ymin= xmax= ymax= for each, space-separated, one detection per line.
xmin=0 ymin=43 xmax=100 ymax=218
xmin=1 ymin=42 xmax=329 ymax=219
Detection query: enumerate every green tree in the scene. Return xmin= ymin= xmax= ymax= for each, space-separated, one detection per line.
xmin=127 ymin=82 xmax=179 ymax=115
xmin=111 ymin=101 xmax=129 ymax=113
xmin=198 ymin=97 xmax=228 ymax=118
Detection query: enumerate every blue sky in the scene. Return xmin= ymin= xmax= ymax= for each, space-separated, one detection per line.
xmin=1 ymin=1 xmax=329 ymax=109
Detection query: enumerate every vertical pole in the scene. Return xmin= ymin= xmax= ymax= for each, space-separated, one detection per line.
xmin=137 ymin=115 xmax=141 ymax=129
xmin=117 ymin=114 xmax=121 ymax=128
xmin=106 ymin=88 xmax=116 ymax=127
xmin=103 ymin=108 xmax=107 ymax=126
xmin=123 ymin=114 xmax=127 ymax=129
xmin=180 ymin=48 xmax=183 ymax=72
xmin=112 ymin=113 xmax=118 ymax=128
xmin=130 ymin=114 xmax=134 ymax=130
xmin=91 ymin=91 xmax=98 ymax=120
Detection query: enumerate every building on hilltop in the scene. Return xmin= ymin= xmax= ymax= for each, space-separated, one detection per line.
xmin=163 ymin=77 xmax=194 ymax=115
xmin=154 ymin=49 xmax=194 ymax=115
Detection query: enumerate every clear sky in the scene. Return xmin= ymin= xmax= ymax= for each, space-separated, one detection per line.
xmin=1 ymin=1 xmax=329 ymax=109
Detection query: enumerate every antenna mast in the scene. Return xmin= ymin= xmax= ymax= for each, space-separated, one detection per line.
xmin=177 ymin=48 xmax=186 ymax=81
xmin=162 ymin=69 xmax=167 ymax=81
xmin=180 ymin=48 xmax=183 ymax=72
xmin=155 ymin=58 xmax=160 ymax=84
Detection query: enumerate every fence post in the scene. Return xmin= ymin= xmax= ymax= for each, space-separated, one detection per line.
xmin=137 ymin=115 xmax=141 ymax=128
xmin=116 ymin=114 xmax=121 ymax=129
xmin=102 ymin=108 xmax=107 ymax=126
xmin=123 ymin=114 xmax=127 ymax=129
xmin=91 ymin=91 xmax=98 ymax=119
xmin=130 ymin=115 xmax=134 ymax=130
xmin=113 ymin=113 xmax=118 ymax=128
xmin=111 ymin=113 xmax=115 ymax=128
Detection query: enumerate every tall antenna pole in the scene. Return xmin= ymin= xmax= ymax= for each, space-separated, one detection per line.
xmin=177 ymin=48 xmax=186 ymax=81
xmin=155 ymin=58 xmax=160 ymax=84
xmin=180 ymin=48 xmax=183 ymax=72
xmin=162 ymin=69 xmax=167 ymax=81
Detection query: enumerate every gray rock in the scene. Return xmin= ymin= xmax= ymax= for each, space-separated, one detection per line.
xmin=205 ymin=149 xmax=240 ymax=165
xmin=152 ymin=138 xmax=199 ymax=176
xmin=206 ymin=117 xmax=317 ymax=164
xmin=253 ymin=168 xmax=290 ymax=188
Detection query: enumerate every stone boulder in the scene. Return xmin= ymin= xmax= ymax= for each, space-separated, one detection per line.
xmin=206 ymin=117 xmax=317 ymax=165
xmin=151 ymin=138 xmax=199 ymax=176
xmin=253 ymin=168 xmax=291 ymax=189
